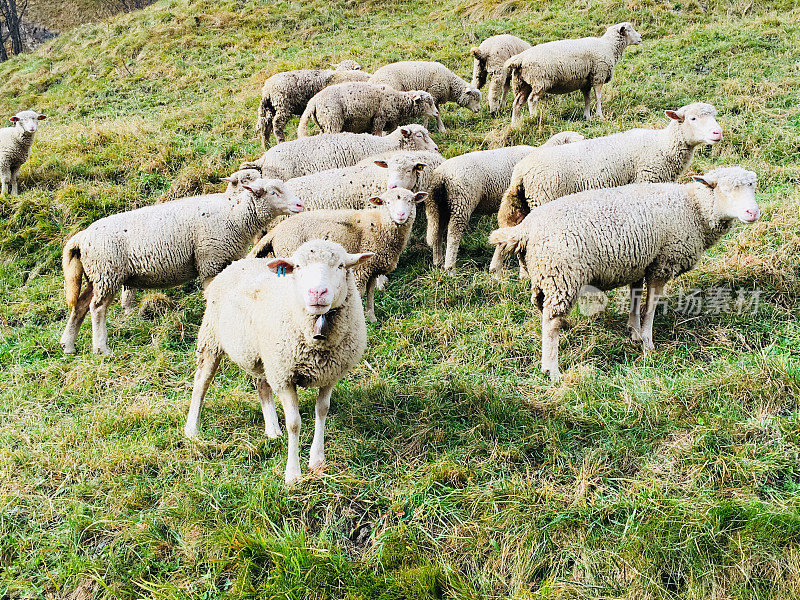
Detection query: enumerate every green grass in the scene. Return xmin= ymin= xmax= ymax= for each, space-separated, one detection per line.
xmin=2 ymin=0 xmax=800 ymax=597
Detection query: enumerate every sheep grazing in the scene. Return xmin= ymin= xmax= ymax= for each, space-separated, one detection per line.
xmin=489 ymin=167 xmax=759 ymax=382
xmin=492 ymin=103 xmax=723 ymax=274
xmin=256 ymin=60 xmax=371 ymax=147
xmin=297 ymin=82 xmax=439 ymax=137
xmin=369 ymin=61 xmax=481 ymax=132
xmin=250 ymin=187 xmax=426 ymax=322
xmin=471 ymin=35 xmax=532 ymax=115
xmin=240 ymin=125 xmax=438 ymax=180
xmin=505 ymin=22 xmax=642 ymax=123
xmin=185 ymin=240 xmax=374 ymax=485
xmin=426 ymin=131 xmax=584 ymax=270
xmin=0 ymin=110 xmax=46 ymax=196
xmin=59 ymin=179 xmax=303 ymax=355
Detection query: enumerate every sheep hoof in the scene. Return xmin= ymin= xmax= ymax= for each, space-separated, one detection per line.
xmin=284 ymin=468 xmax=302 ymax=486
xmin=366 ymin=312 xmax=377 ymax=324
xmin=641 ymin=339 xmax=655 ymax=352
xmin=184 ymin=426 xmax=199 ymax=439
xmin=94 ymin=346 xmax=112 ymax=356
xmin=264 ymin=425 xmax=283 ymax=439
xmin=543 ymin=366 xmax=561 ymax=383
xmin=628 ymin=327 xmax=643 ymax=342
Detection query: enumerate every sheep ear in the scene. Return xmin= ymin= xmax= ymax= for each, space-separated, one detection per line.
xmin=413 ymin=192 xmax=428 ymax=203
xmin=665 ymin=110 xmax=684 ymax=123
xmin=221 ymin=176 xmax=236 ymax=183
xmin=266 ymin=258 xmax=295 ymax=275
xmin=344 ymin=252 xmax=375 ymax=268
xmin=399 ymin=126 xmax=412 ymax=137
xmin=619 ymin=24 xmax=627 ymax=35
xmin=368 ymin=196 xmax=384 ymax=206
xmin=9 ymin=116 xmax=18 ymax=122
xmin=37 ymin=114 xmax=47 ymax=120
xmin=471 ymin=46 xmax=481 ymax=57
xmin=374 ymin=160 xmax=389 ymax=168
xmin=413 ymin=162 xmax=427 ymax=172
xmin=692 ymin=175 xmax=716 ymax=189
xmin=412 ymin=93 xmax=422 ymax=102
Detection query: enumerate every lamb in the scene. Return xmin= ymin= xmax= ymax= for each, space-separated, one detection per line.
xmin=256 ymin=61 xmax=371 ymax=147
xmin=59 ymin=179 xmax=304 ymax=355
xmin=250 ymin=187 xmax=427 ymax=322
xmin=368 ymin=61 xmax=481 ymax=132
xmin=470 ymin=35 xmax=532 ymax=115
xmin=505 ymin=22 xmax=641 ymax=123
xmin=297 ymin=82 xmax=439 ymax=137
xmin=492 ymin=103 xmax=723 ymax=274
xmin=426 ymin=130 xmax=584 ymax=270
xmin=240 ymin=125 xmax=438 ymax=180
xmin=0 ymin=110 xmax=46 ymax=195
xmin=185 ymin=240 xmax=374 ymax=485
xmin=488 ymin=167 xmax=759 ymax=382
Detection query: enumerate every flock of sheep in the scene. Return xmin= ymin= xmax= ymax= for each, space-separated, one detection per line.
xmin=1 ymin=22 xmax=762 ymax=485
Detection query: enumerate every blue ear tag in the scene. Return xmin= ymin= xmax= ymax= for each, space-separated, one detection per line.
xmin=277 ymin=266 xmax=286 ymax=277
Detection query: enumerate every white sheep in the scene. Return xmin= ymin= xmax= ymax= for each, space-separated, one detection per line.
xmin=297 ymin=82 xmax=439 ymax=136
xmin=368 ymin=61 xmax=481 ymax=132
xmin=256 ymin=61 xmax=371 ymax=146
xmin=185 ymin=240 xmax=374 ymax=485
xmin=250 ymin=187 xmax=427 ymax=322
xmin=0 ymin=110 xmax=46 ymax=195
xmin=240 ymin=125 xmax=438 ymax=180
xmin=492 ymin=103 xmax=723 ymax=274
xmin=470 ymin=35 xmax=532 ymax=114
xmin=505 ymin=22 xmax=641 ymax=122
xmin=60 ymin=179 xmax=303 ymax=355
xmin=489 ymin=167 xmax=759 ymax=382
xmin=426 ymin=131 xmax=584 ymax=269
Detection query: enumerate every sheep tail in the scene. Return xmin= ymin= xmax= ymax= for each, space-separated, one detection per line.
xmin=296 ymin=102 xmax=315 ymax=137
xmin=488 ymin=223 xmax=527 ymax=257
xmin=256 ymin=94 xmax=274 ymax=149
xmin=62 ymin=233 xmax=84 ymax=309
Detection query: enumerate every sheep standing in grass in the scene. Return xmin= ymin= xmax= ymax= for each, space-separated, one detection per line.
xmin=0 ymin=110 xmax=46 ymax=196
xmin=60 ymin=179 xmax=303 ymax=355
xmin=489 ymin=167 xmax=759 ymax=382
xmin=471 ymin=35 xmax=532 ymax=115
xmin=505 ymin=22 xmax=641 ymax=123
xmin=250 ymin=188 xmax=427 ymax=322
xmin=256 ymin=61 xmax=371 ymax=147
xmin=492 ymin=103 xmax=723 ymax=274
xmin=240 ymin=125 xmax=438 ymax=180
xmin=297 ymin=82 xmax=439 ymax=136
xmin=185 ymin=240 xmax=374 ymax=485
xmin=426 ymin=131 xmax=584 ymax=270
xmin=369 ymin=61 xmax=481 ymax=132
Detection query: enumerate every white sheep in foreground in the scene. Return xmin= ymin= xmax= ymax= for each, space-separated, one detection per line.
xmin=471 ymin=35 xmax=532 ymax=114
xmin=256 ymin=61 xmax=371 ymax=146
xmin=0 ymin=110 xmax=46 ymax=195
xmin=185 ymin=240 xmax=374 ymax=485
xmin=493 ymin=102 xmax=723 ymax=274
xmin=298 ymin=82 xmax=439 ymax=136
xmin=250 ymin=187 xmax=427 ymax=322
xmin=489 ymin=166 xmax=760 ymax=382
xmin=369 ymin=61 xmax=481 ymax=132
xmin=60 ymin=179 xmax=303 ymax=355
xmin=505 ymin=22 xmax=641 ymax=122
xmin=426 ymin=130 xmax=584 ymax=270
xmin=240 ymin=125 xmax=438 ymax=180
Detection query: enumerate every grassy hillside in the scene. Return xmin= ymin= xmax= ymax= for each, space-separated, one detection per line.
xmin=2 ymin=0 xmax=800 ymax=598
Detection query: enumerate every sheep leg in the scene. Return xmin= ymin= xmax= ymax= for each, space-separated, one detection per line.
xmin=471 ymin=59 xmax=485 ymax=89
xmin=308 ymin=385 xmax=333 ymax=471
xmin=510 ymin=82 xmax=531 ymax=123
xmin=184 ymin=347 xmax=222 ymax=438
xmin=364 ymin=277 xmax=378 ymax=323
xmin=435 ymin=105 xmax=447 ymax=134
xmin=120 ymin=286 xmax=137 ymax=315
xmin=526 ymin=93 xmax=542 ymax=119
xmin=60 ymin=281 xmax=94 ymax=354
xmin=582 ymin=85 xmax=592 ymax=121
xmin=10 ymin=169 xmax=18 ymax=195
xmin=0 ymin=168 xmax=10 ymax=195
xmin=541 ymin=309 xmax=562 ymax=383
xmin=640 ymin=280 xmax=666 ymax=351
xmin=89 ymin=292 xmax=115 ymax=355
xmin=272 ymin=112 xmax=290 ymax=143
xmin=518 ymin=258 xmax=530 ymax=279
xmin=487 ymin=72 xmax=504 ymax=115
xmin=258 ymin=378 xmax=282 ymax=439
xmin=276 ymin=386 xmax=302 ymax=485
xmin=627 ymin=280 xmax=644 ymax=342
xmin=594 ymin=84 xmax=604 ymax=120
xmin=443 ymin=212 xmax=469 ymax=271
xmin=489 ymin=246 xmax=506 ymax=278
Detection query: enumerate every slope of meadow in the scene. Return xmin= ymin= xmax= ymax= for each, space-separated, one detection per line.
xmin=1 ymin=0 xmax=799 ymax=598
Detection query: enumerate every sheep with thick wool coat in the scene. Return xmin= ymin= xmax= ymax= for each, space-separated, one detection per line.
xmin=492 ymin=103 xmax=723 ymax=274
xmin=0 ymin=110 xmax=46 ymax=195
xmin=256 ymin=60 xmax=371 ymax=147
xmin=250 ymin=187 xmax=426 ymax=323
xmin=369 ymin=61 xmax=481 ymax=132
xmin=505 ymin=22 xmax=641 ymax=122
xmin=470 ymin=35 xmax=532 ymax=114
xmin=186 ymin=240 xmax=374 ymax=485
xmin=60 ymin=179 xmax=303 ymax=355
xmin=240 ymin=125 xmax=438 ymax=180
xmin=489 ymin=167 xmax=760 ymax=382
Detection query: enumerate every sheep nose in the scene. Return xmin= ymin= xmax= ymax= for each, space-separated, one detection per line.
xmin=711 ymin=131 xmax=722 ymax=141
xmin=387 ymin=183 xmax=398 ymax=189
xmin=745 ymin=208 xmax=760 ymax=222
xmin=308 ymin=288 xmax=329 ymax=303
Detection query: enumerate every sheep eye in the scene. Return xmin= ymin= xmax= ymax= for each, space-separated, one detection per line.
xmin=690 ymin=117 xmax=697 ymax=121
xmin=338 ymin=264 xmax=344 ymax=269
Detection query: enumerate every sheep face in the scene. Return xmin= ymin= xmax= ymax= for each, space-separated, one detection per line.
xmin=369 ymin=188 xmax=428 ymax=226
xmin=374 ymin=155 xmax=428 ymax=191
xmin=267 ymin=241 xmax=373 ymax=315
xmin=243 ymin=178 xmax=304 ymax=217
xmin=612 ymin=22 xmax=642 ymax=46
xmin=399 ymin=125 xmax=439 ymax=152
xmin=412 ymin=91 xmax=440 ymax=119
xmin=693 ymin=167 xmax=760 ymax=224
xmin=332 ymin=60 xmax=361 ymax=71
xmin=221 ymin=169 xmax=260 ymax=193
xmin=666 ymin=103 xmax=722 ymax=146
xmin=10 ymin=110 xmax=46 ymax=134
xmin=459 ymin=87 xmax=482 ymax=113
